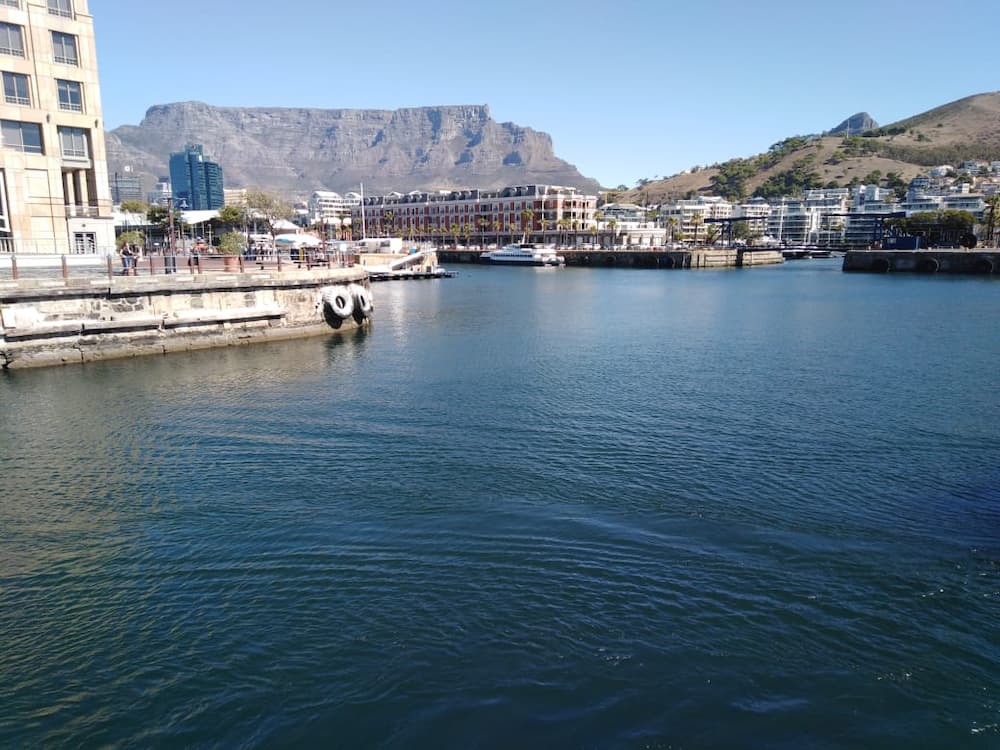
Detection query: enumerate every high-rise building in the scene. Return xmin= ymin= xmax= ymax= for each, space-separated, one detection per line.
xmin=1 ymin=0 xmax=115 ymax=254
xmin=168 ymin=144 xmax=224 ymax=210
xmin=109 ymin=165 xmax=143 ymax=204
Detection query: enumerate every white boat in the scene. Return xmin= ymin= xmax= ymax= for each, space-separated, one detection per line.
xmin=479 ymin=243 xmax=565 ymax=266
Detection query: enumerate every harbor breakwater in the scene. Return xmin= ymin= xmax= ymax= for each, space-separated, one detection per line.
xmin=0 ymin=267 xmax=371 ymax=369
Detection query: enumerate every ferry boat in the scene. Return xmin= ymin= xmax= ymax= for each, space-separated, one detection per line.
xmin=479 ymin=243 xmax=565 ymax=266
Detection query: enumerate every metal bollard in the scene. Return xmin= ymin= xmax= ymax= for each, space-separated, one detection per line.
xmin=107 ymin=256 xmax=113 ymax=282
xmin=61 ymin=255 xmax=69 ymax=279
xmin=239 ymin=255 xmax=245 ymax=273
xmin=11 ymin=254 xmax=18 ymax=280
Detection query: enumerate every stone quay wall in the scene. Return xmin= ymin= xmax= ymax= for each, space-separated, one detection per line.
xmin=438 ymin=248 xmax=784 ymax=268
xmin=843 ymin=250 xmax=999 ymax=275
xmin=0 ymin=268 xmax=371 ymax=369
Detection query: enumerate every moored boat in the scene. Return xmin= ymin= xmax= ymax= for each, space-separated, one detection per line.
xmin=479 ymin=243 xmax=565 ymax=266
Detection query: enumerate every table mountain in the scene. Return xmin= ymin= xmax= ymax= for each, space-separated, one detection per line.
xmin=105 ymin=102 xmax=600 ymax=197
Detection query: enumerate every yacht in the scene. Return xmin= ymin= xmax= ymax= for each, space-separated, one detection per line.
xmin=479 ymin=243 xmax=565 ymax=266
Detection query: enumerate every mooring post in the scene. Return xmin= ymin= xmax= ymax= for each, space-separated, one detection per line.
xmin=277 ymin=254 xmax=283 ymax=272
xmin=106 ymin=256 xmax=113 ymax=282
xmin=11 ymin=254 xmax=18 ymax=280
xmin=238 ymin=255 xmax=245 ymax=273
xmin=61 ymin=255 xmax=69 ymax=279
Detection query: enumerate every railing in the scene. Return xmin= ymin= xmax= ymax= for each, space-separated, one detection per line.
xmin=64 ymin=205 xmax=103 ymax=218
xmin=0 ymin=250 xmax=357 ymax=282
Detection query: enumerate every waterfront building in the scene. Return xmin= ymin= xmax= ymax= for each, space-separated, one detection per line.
xmin=0 ymin=0 xmax=115 ymax=254
xmin=352 ymin=184 xmax=597 ymax=246
xmin=309 ymin=190 xmax=360 ymax=224
xmin=659 ymin=196 xmax=733 ymax=244
xmin=168 ymin=144 xmax=224 ymax=210
xmin=765 ymin=190 xmax=850 ymax=246
xmin=595 ymin=202 xmax=664 ymax=247
xmin=732 ymin=198 xmax=771 ymax=240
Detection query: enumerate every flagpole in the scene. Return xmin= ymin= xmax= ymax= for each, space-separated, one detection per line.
xmin=360 ymin=183 xmax=367 ymax=240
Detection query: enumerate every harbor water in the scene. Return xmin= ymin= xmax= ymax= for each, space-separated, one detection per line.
xmin=1 ymin=260 xmax=998 ymax=748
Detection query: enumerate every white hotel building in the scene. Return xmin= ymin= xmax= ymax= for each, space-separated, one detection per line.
xmin=1 ymin=0 xmax=114 ymax=254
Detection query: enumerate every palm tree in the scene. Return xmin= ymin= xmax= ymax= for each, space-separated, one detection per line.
xmin=607 ymin=219 xmax=618 ymax=248
xmin=478 ymin=217 xmax=489 ymax=247
xmin=690 ymin=214 xmax=704 ymax=246
xmin=667 ymin=217 xmax=678 ymax=245
xmin=521 ymin=209 xmax=534 ymax=241
xmin=492 ymin=219 xmax=501 ymax=246
xmin=555 ymin=218 xmax=569 ymax=247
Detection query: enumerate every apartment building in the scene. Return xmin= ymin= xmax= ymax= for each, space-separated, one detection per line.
xmin=766 ymin=189 xmax=851 ymax=246
xmin=1 ymin=0 xmax=114 ymax=253
xmin=659 ymin=196 xmax=733 ymax=244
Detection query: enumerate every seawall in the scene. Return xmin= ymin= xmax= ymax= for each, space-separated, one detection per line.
xmin=0 ymin=267 xmax=371 ymax=369
xmin=843 ymin=250 xmax=998 ymax=275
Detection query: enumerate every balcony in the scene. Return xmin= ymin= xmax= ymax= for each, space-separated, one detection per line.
xmin=64 ymin=204 xmax=102 ymax=218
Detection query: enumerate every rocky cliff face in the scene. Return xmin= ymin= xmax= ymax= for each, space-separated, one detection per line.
xmin=105 ymin=102 xmax=600 ymax=197
xmin=828 ymin=112 xmax=879 ymax=136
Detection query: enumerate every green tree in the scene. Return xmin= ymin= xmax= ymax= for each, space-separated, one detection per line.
xmin=219 ymin=231 xmax=247 ymax=255
xmin=216 ymin=205 xmax=245 ymax=228
xmin=245 ymin=190 xmax=294 ymax=246
xmin=892 ymin=210 xmax=976 ymax=247
xmin=116 ymin=230 xmax=144 ymax=250
xmin=120 ymin=200 xmax=148 ymax=215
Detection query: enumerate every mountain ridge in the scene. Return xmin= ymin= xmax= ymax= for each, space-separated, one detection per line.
xmin=621 ymin=91 xmax=1000 ymax=204
xmin=105 ymin=101 xmax=601 ymax=197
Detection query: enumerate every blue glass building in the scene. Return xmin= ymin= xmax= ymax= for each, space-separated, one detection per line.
xmin=169 ymin=144 xmax=224 ymax=210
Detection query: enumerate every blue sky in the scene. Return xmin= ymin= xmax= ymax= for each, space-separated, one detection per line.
xmin=91 ymin=0 xmax=998 ymax=188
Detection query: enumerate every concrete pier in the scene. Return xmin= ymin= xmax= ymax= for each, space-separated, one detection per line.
xmin=843 ymin=250 xmax=998 ymax=275
xmin=0 ymin=267 xmax=371 ymax=369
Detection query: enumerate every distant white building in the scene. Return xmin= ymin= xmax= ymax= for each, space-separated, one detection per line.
xmin=309 ymin=191 xmax=361 ymax=222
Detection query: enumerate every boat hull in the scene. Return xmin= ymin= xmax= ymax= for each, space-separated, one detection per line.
xmin=479 ymin=258 xmax=562 ymax=266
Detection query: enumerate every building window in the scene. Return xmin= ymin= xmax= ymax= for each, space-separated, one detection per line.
xmin=0 ymin=22 xmax=25 ymax=58
xmin=56 ymin=79 xmax=83 ymax=112
xmin=1 ymin=0 xmax=20 ymax=7
xmin=3 ymin=71 xmax=30 ymax=106
xmin=58 ymin=126 xmax=88 ymax=159
xmin=1 ymin=119 xmax=43 ymax=153
xmin=48 ymin=0 xmax=73 ymax=17
xmin=72 ymin=232 xmax=95 ymax=254
xmin=52 ymin=31 xmax=78 ymax=66
xmin=0 ymin=169 xmax=9 ymax=234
